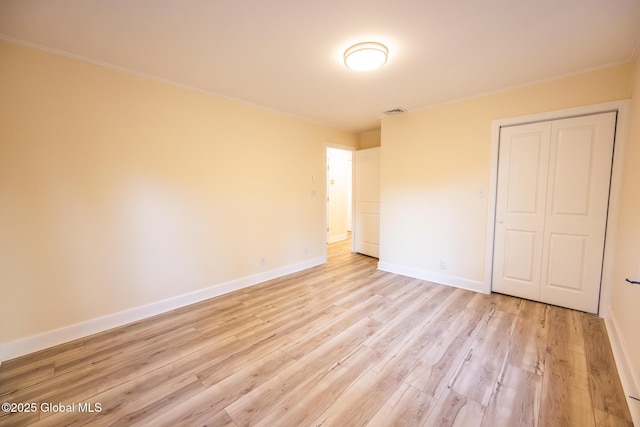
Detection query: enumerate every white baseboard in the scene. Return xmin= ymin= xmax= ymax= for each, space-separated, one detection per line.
xmin=327 ymin=233 xmax=348 ymax=244
xmin=0 ymin=256 xmax=326 ymax=363
xmin=604 ymin=314 xmax=640 ymax=425
xmin=377 ymin=262 xmax=488 ymax=294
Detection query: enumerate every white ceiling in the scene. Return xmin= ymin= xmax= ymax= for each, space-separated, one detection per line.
xmin=1 ymin=0 xmax=639 ymax=133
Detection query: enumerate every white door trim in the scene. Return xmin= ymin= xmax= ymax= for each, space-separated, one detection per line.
xmin=324 ymin=142 xmax=356 ymax=255
xmin=484 ymin=100 xmax=631 ymax=317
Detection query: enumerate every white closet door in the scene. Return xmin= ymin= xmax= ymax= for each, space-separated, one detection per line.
xmin=492 ymin=112 xmax=616 ymax=313
xmin=539 ymin=112 xmax=616 ymax=313
xmin=354 ymin=147 xmax=380 ymax=258
xmin=492 ymin=122 xmax=551 ymax=301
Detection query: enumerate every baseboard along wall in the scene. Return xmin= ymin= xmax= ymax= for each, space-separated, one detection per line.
xmin=0 ymin=256 xmax=326 ymax=363
xmin=377 ymin=261 xmax=487 ymax=294
xmin=605 ymin=314 xmax=640 ymax=426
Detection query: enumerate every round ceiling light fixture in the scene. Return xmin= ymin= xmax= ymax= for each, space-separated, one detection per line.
xmin=344 ymin=42 xmax=388 ymax=71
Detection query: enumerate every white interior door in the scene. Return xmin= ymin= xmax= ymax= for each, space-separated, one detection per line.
xmin=354 ymin=147 xmax=380 ymax=258
xmin=539 ymin=113 xmax=616 ymax=312
xmin=492 ymin=122 xmax=551 ymax=302
xmin=493 ymin=112 xmax=616 ymax=313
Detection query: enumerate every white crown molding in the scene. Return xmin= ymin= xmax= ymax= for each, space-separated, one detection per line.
xmin=0 ymin=35 xmax=353 ymax=134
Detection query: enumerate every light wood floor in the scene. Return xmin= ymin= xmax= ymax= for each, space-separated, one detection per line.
xmin=0 ymin=239 xmax=633 ymax=426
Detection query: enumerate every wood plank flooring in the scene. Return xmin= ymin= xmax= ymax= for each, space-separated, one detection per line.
xmin=0 ymin=238 xmax=633 ymax=426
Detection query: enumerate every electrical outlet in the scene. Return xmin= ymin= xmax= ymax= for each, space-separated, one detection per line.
xmin=260 ymin=257 xmax=266 ymax=265
xmin=304 ymin=247 xmax=309 ymax=254
xmin=439 ymin=259 xmax=448 ymax=270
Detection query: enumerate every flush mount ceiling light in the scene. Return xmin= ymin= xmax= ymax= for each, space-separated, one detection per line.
xmin=344 ymin=42 xmax=388 ymax=71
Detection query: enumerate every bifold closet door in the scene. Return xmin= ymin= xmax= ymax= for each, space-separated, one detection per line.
xmin=493 ymin=122 xmax=551 ymax=303
xmin=492 ymin=112 xmax=616 ymax=313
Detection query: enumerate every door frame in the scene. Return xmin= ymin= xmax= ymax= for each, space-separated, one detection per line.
xmin=484 ymin=100 xmax=631 ymax=317
xmin=324 ymin=142 xmax=356 ymax=254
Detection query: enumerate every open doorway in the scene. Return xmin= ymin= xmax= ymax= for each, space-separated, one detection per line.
xmin=326 ymin=146 xmax=353 ymax=244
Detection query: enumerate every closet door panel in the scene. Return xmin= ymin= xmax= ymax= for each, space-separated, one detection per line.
xmin=539 ymin=112 xmax=616 ymax=313
xmin=492 ymin=122 xmax=551 ymax=301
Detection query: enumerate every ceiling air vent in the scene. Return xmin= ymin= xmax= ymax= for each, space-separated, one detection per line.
xmin=383 ymin=107 xmax=406 ymax=115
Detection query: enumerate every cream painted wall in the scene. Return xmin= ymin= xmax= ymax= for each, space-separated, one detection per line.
xmin=609 ymin=57 xmax=640 ymax=413
xmin=359 ymin=129 xmax=381 ymax=149
xmin=380 ymin=64 xmax=633 ymax=290
xmin=0 ymin=40 xmax=358 ymax=345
